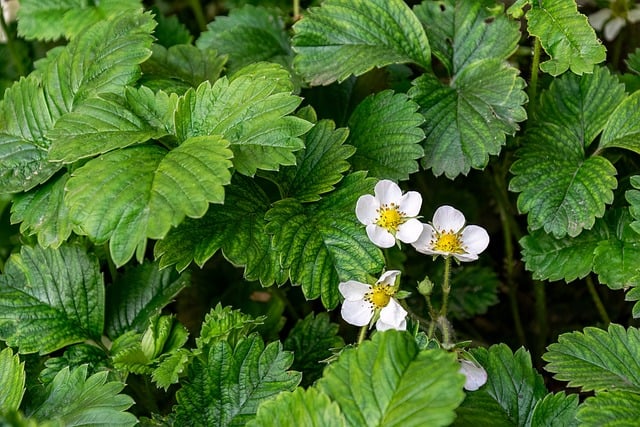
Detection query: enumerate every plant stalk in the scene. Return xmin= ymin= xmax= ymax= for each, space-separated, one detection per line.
xmin=527 ymin=37 xmax=542 ymax=117
xmin=440 ymin=257 xmax=452 ymax=318
xmin=357 ymin=325 xmax=368 ymax=345
xmin=187 ymin=0 xmax=207 ymax=32
xmin=586 ymin=275 xmax=611 ymax=326
xmin=293 ymin=0 xmax=301 ymax=21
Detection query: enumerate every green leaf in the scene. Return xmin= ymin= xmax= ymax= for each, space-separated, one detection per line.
xmin=283 ymin=313 xmax=345 ymax=387
xmin=292 ymin=0 xmax=431 ymax=85
xmin=627 ymin=175 xmax=640 ymax=234
xmin=39 ymin=343 xmax=109 ymax=386
xmin=525 ymin=0 xmax=606 ymax=75
xmin=196 ymin=304 xmax=266 ymax=351
xmin=433 ymin=265 xmax=500 ymax=320
xmin=459 ymin=344 xmax=547 ymax=427
xmin=18 ymin=0 xmax=142 ymax=42
xmin=196 ymin=5 xmax=292 ymax=74
xmin=105 ymin=261 xmax=190 ymax=337
xmin=248 ymin=387 xmax=347 ymax=427
xmin=599 ymin=91 xmax=640 ymax=154
xmin=275 ymin=118 xmax=355 ymax=202
xmin=530 ymin=393 xmax=579 ymax=427
xmin=151 ymin=6 xmax=193 ymax=47
xmin=66 ymin=138 xmax=233 ymax=266
xmin=124 ymin=86 xmax=179 ymax=136
xmin=30 ymin=365 xmax=137 ymax=426
xmin=318 ymin=331 xmax=465 ymax=427
xmin=593 ymin=210 xmax=640 ymax=290
xmin=174 ymin=334 xmax=301 ymax=426
xmin=346 ymin=90 xmax=424 ymax=181
xmin=10 ymin=173 xmax=72 ymax=248
xmin=0 ymin=244 xmax=104 ymax=354
xmin=155 ymin=175 xmax=283 ymax=285
xmin=0 ymin=347 xmax=25 ymax=413
xmin=625 ymin=287 xmax=640 ymax=319
xmin=453 ymin=391 xmax=513 ymax=427
xmin=577 ymin=391 xmax=640 ymax=427
xmin=152 ymin=348 xmax=192 ymax=391
xmin=174 ymin=65 xmax=311 ymax=176
xmin=265 ymin=172 xmax=385 ymax=308
xmin=543 ymin=323 xmax=640 ymax=393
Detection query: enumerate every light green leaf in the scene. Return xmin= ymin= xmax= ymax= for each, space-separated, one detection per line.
xmin=275 ymin=118 xmax=354 ymax=202
xmin=318 ymin=331 xmax=465 ymax=427
xmin=265 ymin=172 xmax=385 ymax=308
xmin=155 ymin=175 xmax=283 ymax=285
xmin=409 ymin=60 xmax=527 ymax=178
xmin=124 ymin=86 xmax=179 ymax=136
xmin=174 ymin=65 xmax=311 ymax=176
xmin=105 ymin=261 xmax=190 ymax=337
xmin=599 ymin=91 xmax=640 ymax=154
xmin=525 ymin=0 xmax=606 ymax=75
xmin=543 ymin=323 xmax=640 ymax=393
xmin=66 ymin=138 xmax=233 ymax=266
xmin=0 ymin=347 xmax=25 ymax=413
xmin=196 ymin=304 xmax=266 ymax=351
xmin=30 ymin=365 xmax=137 ymax=426
xmin=283 ymin=312 xmax=345 ymax=387
xmin=248 ymin=388 xmax=347 ymax=427
xmin=18 ymin=0 xmax=142 ymax=42
xmin=39 ymin=343 xmax=109 ymax=386
xmin=0 ymin=244 xmax=104 ymax=354
xmin=196 ymin=5 xmax=292 ymax=74
xmin=152 ymin=348 xmax=192 ymax=391
xmin=11 ymin=173 xmax=73 ymax=248
xmin=593 ymin=210 xmax=640 ymax=290
xmin=530 ymin=393 xmax=579 ymax=427
xmin=625 ymin=287 xmax=640 ymax=319
xmin=577 ymin=391 xmax=640 ymax=427
xmin=292 ymin=0 xmax=431 ymax=86
xmin=174 ymin=334 xmax=301 ymax=426
xmin=346 ymin=90 xmax=424 ymax=181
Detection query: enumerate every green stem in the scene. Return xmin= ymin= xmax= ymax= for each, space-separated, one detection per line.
xmin=0 ymin=3 xmax=27 ymax=77
xmin=533 ymin=280 xmax=548 ymax=360
xmin=527 ymin=37 xmax=542 ymax=117
xmin=357 ymin=325 xmax=368 ymax=345
xmin=440 ymin=257 xmax=452 ymax=318
xmin=187 ymin=0 xmax=207 ymax=32
xmin=586 ymin=275 xmax=611 ymax=326
xmin=270 ymin=287 xmax=300 ymax=322
xmin=293 ymin=0 xmax=301 ymax=21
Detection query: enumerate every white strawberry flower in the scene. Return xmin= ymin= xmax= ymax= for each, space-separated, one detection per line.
xmin=459 ymin=359 xmax=488 ymax=391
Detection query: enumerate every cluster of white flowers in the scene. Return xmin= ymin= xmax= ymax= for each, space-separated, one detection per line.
xmin=588 ymin=0 xmax=640 ymax=41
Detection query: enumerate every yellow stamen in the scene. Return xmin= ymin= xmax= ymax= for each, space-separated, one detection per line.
xmin=432 ymin=230 xmax=466 ymax=254
xmin=375 ymin=203 xmax=405 ymax=233
xmin=365 ymin=284 xmax=395 ymax=309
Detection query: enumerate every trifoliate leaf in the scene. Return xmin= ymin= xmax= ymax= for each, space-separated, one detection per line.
xmin=196 ymin=304 xmax=266 ymax=351
xmin=577 ymin=391 xmax=640 ymax=427
xmin=174 ymin=334 xmax=301 ymax=426
xmin=10 ymin=173 xmax=72 ymax=248
xmin=283 ymin=313 xmax=345 ymax=387
xmin=155 ymin=175 xmax=283 ymax=284
xmin=248 ymin=387 xmax=347 ymax=427
xmin=0 ymin=347 xmax=25 ymax=413
xmin=593 ymin=210 xmax=640 ymax=290
xmin=140 ymin=315 xmax=189 ymax=361
xmin=174 ymin=65 xmax=311 ymax=176
xmin=0 ymin=244 xmax=104 ymax=354
xmin=196 ymin=5 xmax=292 ymax=74
xmin=39 ymin=343 xmax=109 ymax=386
xmin=346 ymin=90 xmax=424 ymax=181
xmin=530 ymin=392 xmax=579 ymax=427
xmin=66 ymin=138 xmax=233 ymax=266
xmin=18 ymin=0 xmax=142 ymax=42
xmin=525 ymin=0 xmax=606 ymax=75
xmin=292 ymin=0 xmax=431 ymax=86
xmin=152 ymin=348 xmax=191 ymax=391
xmin=274 ymin=119 xmax=354 ymax=202
xmin=105 ymin=261 xmax=190 ymax=338
xmin=318 ymin=331 xmax=465 ymax=427
xmin=599 ymin=91 xmax=640 ymax=154
xmin=30 ymin=365 xmax=137 ymax=426
xmin=265 ymin=172 xmax=385 ymax=308
xmin=459 ymin=344 xmax=547 ymax=427
xmin=543 ymin=323 xmax=640 ymax=393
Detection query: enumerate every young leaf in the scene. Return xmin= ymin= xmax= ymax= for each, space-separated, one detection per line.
xmin=283 ymin=312 xmax=345 ymax=387
xmin=265 ymin=172 xmax=385 ymax=308
xmin=598 ymin=91 xmax=640 ymax=154
xmin=577 ymin=391 xmax=640 ymax=427
xmin=525 ymin=0 xmax=606 ymax=75
xmin=105 ymin=261 xmax=191 ymax=338
xmin=39 ymin=343 xmax=109 ymax=386
xmin=29 ymin=365 xmax=137 ymax=426
xmin=530 ymin=392 xmax=579 ymax=427
xmin=346 ymin=90 xmax=424 ymax=181
xmin=152 ymin=348 xmax=192 ymax=391
xmin=155 ymin=175 xmax=283 ymax=285
xmin=66 ymin=138 xmax=233 ymax=266
xmin=543 ymin=323 xmax=640 ymax=393
xmin=196 ymin=304 xmax=266 ymax=351
xmin=292 ymin=0 xmax=431 ymax=86
xmin=0 ymin=347 xmax=25 ymax=413
xmin=317 ymin=331 xmax=465 ymax=427
xmin=174 ymin=334 xmax=301 ymax=426
xmin=124 ymin=86 xmax=179 ymax=136
xmin=248 ymin=387 xmax=347 ymax=427
xmin=593 ymin=210 xmax=640 ymax=290
xmin=0 ymin=244 xmax=104 ymax=354
xmin=196 ymin=5 xmax=292 ymax=74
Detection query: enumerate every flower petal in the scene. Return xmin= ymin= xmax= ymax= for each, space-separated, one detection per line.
xmin=459 ymin=360 xmax=487 ymax=391
xmin=396 ymin=218 xmax=423 ymax=244
xmin=398 ymin=191 xmax=422 ymax=217
xmin=356 ymin=194 xmax=380 ymax=225
xmin=628 ymin=8 xmax=640 ymax=23
xmin=374 ymin=180 xmax=402 ymax=205
xmin=411 ymin=223 xmax=436 ymax=253
xmin=376 ymin=317 xmax=407 ymax=331
xmin=377 ymin=270 xmax=401 ymax=286
xmin=461 ymin=225 xmax=489 ymax=256
xmin=366 ymin=224 xmax=396 ymax=248
xmin=453 ymin=253 xmax=479 ymax=263
xmin=339 ymin=280 xmax=370 ymax=300
xmin=341 ymin=299 xmax=373 ymax=326
xmin=432 ymin=205 xmax=465 ymax=233
xmin=588 ymin=8 xmax=611 ymax=31
xmin=604 ymin=17 xmax=625 ymax=41
xmin=377 ymin=298 xmax=407 ymax=331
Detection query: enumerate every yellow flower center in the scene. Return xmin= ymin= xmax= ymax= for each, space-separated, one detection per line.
xmin=432 ymin=231 xmax=465 ymax=254
xmin=365 ymin=284 xmax=395 ymax=309
xmin=376 ymin=203 xmax=405 ymax=233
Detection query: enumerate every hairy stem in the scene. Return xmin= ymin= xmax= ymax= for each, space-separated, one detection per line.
xmin=357 ymin=325 xmax=368 ymax=345
xmin=293 ymin=0 xmax=301 ymax=21
xmin=527 ymin=37 xmax=542 ymax=117
xmin=586 ymin=275 xmax=611 ymax=326
xmin=440 ymin=257 xmax=452 ymax=318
